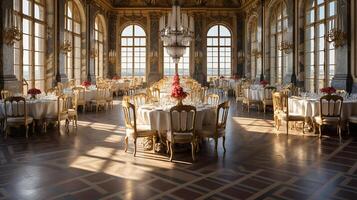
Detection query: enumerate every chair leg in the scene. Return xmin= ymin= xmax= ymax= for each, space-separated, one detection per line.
xmin=214 ymin=137 xmax=218 ymax=152
xmin=347 ymin=122 xmax=350 ymax=135
xmin=338 ymin=125 xmax=342 ymax=142
xmin=166 ymin=140 xmax=170 ymax=154
xmin=264 ymin=104 xmax=266 ymax=114
xmin=152 ymin=135 xmax=156 ymax=153
xmin=57 ymin=120 xmax=61 ymax=133
xmin=286 ymin=121 xmax=289 ymax=135
xmin=26 ymin=125 xmax=29 ymax=139
xmin=133 ymin=138 xmax=137 ymax=157
xmin=319 ymin=125 xmax=322 ymax=138
xmin=75 ymin=116 xmax=78 ymax=128
xmin=191 ymin=142 xmax=196 ymax=162
xmin=124 ymin=136 xmax=128 ymax=152
xmin=302 ymin=121 xmax=305 ymax=134
xmin=222 ymin=136 xmax=226 ymax=152
xmin=169 ymin=142 xmax=174 ymax=162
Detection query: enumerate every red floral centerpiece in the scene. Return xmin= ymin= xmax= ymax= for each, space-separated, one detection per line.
xmin=219 ymin=75 xmax=225 ymax=79
xmin=260 ymin=80 xmax=269 ymax=87
xmin=171 ymin=74 xmax=187 ymax=105
xmin=320 ymin=87 xmax=336 ymax=95
xmin=112 ymin=75 xmax=120 ymax=80
xmin=81 ymin=81 xmax=91 ymax=88
xmin=28 ymin=88 xmax=41 ymax=99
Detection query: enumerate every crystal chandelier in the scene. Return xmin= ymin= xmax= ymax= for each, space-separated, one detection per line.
xmin=159 ymin=1 xmax=194 ymax=68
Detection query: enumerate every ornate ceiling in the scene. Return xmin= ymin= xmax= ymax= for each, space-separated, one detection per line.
xmin=108 ymin=0 xmax=248 ymax=8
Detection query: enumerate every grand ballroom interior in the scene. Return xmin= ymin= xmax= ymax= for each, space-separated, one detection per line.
xmin=1 ymin=0 xmax=357 ymax=199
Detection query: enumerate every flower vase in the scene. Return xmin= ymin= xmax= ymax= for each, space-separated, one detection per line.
xmin=176 ymin=97 xmax=184 ymax=106
xmin=30 ymin=94 xmax=36 ymax=99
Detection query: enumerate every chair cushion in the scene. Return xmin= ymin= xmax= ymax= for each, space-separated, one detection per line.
xmin=126 ymin=124 xmax=156 ymax=137
xmin=314 ymin=116 xmax=340 ymax=125
xmin=166 ymin=131 xmax=193 ymax=142
xmin=7 ymin=116 xmax=33 ymax=125
xmin=349 ymin=115 xmax=357 ymax=123
xmin=197 ymin=125 xmax=225 ymax=138
xmin=68 ymin=109 xmax=77 ymax=117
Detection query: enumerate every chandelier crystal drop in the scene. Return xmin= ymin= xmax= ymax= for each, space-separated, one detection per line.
xmin=159 ymin=1 xmax=194 ymax=64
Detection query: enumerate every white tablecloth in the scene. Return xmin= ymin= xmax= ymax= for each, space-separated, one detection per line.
xmin=244 ymin=85 xmax=264 ymax=101
xmin=0 ymin=98 xmax=58 ymax=120
xmin=136 ymin=104 xmax=216 ymax=133
xmin=288 ymin=97 xmax=357 ymax=122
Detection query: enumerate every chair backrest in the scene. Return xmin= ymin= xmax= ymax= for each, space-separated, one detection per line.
xmin=67 ymin=79 xmax=75 ymax=88
xmin=57 ymin=82 xmax=64 ymax=92
xmin=206 ymin=94 xmax=220 ymax=105
xmin=1 ymin=90 xmax=11 ymax=100
xmin=150 ymin=88 xmax=160 ymax=100
xmin=235 ymin=83 xmax=244 ymax=98
xmin=319 ymin=94 xmax=343 ymax=118
xmin=57 ymin=95 xmax=70 ymax=117
xmin=95 ymin=87 xmax=107 ymax=101
xmin=4 ymin=96 xmax=27 ymax=119
xmin=216 ymin=101 xmax=229 ymax=130
xmin=263 ymin=86 xmax=277 ymax=101
xmin=72 ymin=87 xmax=85 ymax=101
xmin=133 ymin=93 xmax=148 ymax=107
xmin=122 ymin=100 xmax=136 ymax=131
xmin=122 ymin=95 xmax=131 ymax=102
xmin=170 ymin=105 xmax=197 ymax=134
xmin=72 ymin=93 xmax=78 ymax=110
xmin=272 ymin=92 xmax=288 ymax=115
xmin=46 ymin=87 xmax=59 ymax=96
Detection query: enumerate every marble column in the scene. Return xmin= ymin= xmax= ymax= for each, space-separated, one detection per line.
xmin=56 ymin=0 xmax=68 ymax=83
xmin=331 ymin=0 xmax=353 ymax=92
xmin=108 ymin=12 xmax=117 ymax=78
xmin=0 ymin=0 xmax=21 ymax=92
xmin=192 ymin=14 xmax=206 ymax=84
xmin=147 ymin=13 xmax=161 ymax=85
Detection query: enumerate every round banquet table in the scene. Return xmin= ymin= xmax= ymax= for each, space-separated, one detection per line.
xmin=0 ymin=97 xmax=59 ymax=120
xmin=288 ymin=96 xmax=357 ymax=123
xmin=136 ymin=104 xmax=216 ymax=135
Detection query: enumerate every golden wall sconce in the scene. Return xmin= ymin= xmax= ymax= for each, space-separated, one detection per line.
xmin=60 ymin=40 xmax=72 ymax=53
xmin=237 ymin=51 xmax=245 ymax=64
xmin=4 ymin=9 xmax=22 ymax=45
xmin=90 ymin=48 xmax=98 ymax=58
xmin=325 ymin=28 xmax=347 ymax=48
xmin=278 ymin=41 xmax=294 ymax=54
xmin=108 ymin=49 xmax=116 ymax=64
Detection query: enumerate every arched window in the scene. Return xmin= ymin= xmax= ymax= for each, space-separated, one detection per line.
xmin=14 ymin=0 xmax=46 ymax=91
xmin=304 ymin=0 xmax=336 ymax=92
xmin=121 ymin=25 xmax=146 ymax=79
xmin=248 ymin=18 xmax=258 ymax=80
xmin=207 ymin=25 xmax=232 ymax=78
xmin=163 ymin=47 xmax=190 ymax=76
xmin=94 ymin=15 xmax=104 ymax=78
xmin=270 ymin=1 xmax=288 ymax=85
xmin=65 ymin=0 xmax=82 ymax=85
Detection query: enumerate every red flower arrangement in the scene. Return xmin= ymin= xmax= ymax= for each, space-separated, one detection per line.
xmin=81 ymin=81 xmax=91 ymax=87
xmin=320 ymin=87 xmax=336 ymax=95
xmin=171 ymin=74 xmax=187 ymax=105
xmin=28 ymin=88 xmax=41 ymax=95
xmin=260 ymin=80 xmax=269 ymax=87
xmin=112 ymin=75 xmax=120 ymax=80
xmin=172 ymin=73 xmax=180 ymax=86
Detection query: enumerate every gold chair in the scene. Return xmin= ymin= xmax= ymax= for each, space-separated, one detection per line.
xmin=67 ymin=79 xmax=75 ymax=88
xmin=57 ymin=82 xmax=64 ymax=94
xmin=167 ymin=105 xmax=197 ymax=162
xmin=273 ymin=92 xmax=305 ymax=134
xmin=133 ymin=93 xmax=148 ymax=108
xmin=46 ymin=87 xmax=60 ymax=96
xmin=106 ymin=87 xmax=114 ymax=109
xmin=242 ymin=86 xmax=261 ymax=113
xmin=4 ymin=96 xmax=35 ymax=138
xmin=347 ymin=115 xmax=357 ymax=136
xmin=197 ymin=101 xmax=229 ymax=153
xmin=68 ymin=93 xmax=78 ymax=128
xmin=90 ymin=87 xmax=107 ymax=112
xmin=205 ymin=94 xmax=220 ymax=106
xmin=122 ymin=101 xmax=157 ymax=156
xmin=150 ymin=88 xmax=160 ymax=102
xmin=72 ymin=87 xmax=86 ymax=112
xmin=234 ymin=83 xmax=244 ymax=103
xmin=262 ymin=86 xmax=276 ymax=113
xmin=44 ymin=94 xmax=70 ymax=133
xmin=314 ymin=94 xmax=343 ymax=140
xmin=1 ymin=90 xmax=11 ymax=100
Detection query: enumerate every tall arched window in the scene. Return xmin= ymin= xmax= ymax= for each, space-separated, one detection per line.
xmin=270 ymin=1 xmax=288 ymax=85
xmin=304 ymin=0 xmax=336 ymax=92
xmin=207 ymin=25 xmax=232 ymax=78
xmin=248 ymin=18 xmax=258 ymax=80
xmin=14 ymin=0 xmax=46 ymax=91
xmin=65 ymin=0 xmax=82 ymax=85
xmin=163 ymin=47 xmax=190 ymax=76
xmin=121 ymin=25 xmax=146 ymax=79
xmin=94 ymin=15 xmax=104 ymax=78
